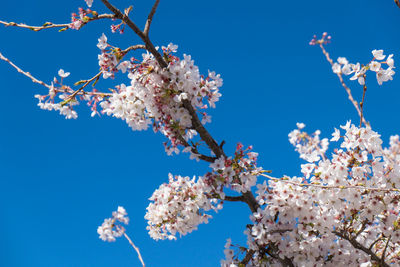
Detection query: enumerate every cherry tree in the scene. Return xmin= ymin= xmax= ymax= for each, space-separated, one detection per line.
xmin=1 ymin=0 xmax=400 ymax=266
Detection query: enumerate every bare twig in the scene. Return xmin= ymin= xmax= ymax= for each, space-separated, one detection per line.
xmin=61 ymin=72 xmax=102 ymax=105
xmin=395 ymin=0 xmax=400 ymax=8
xmin=359 ymin=75 xmax=367 ymax=127
xmin=144 ymin=0 xmax=161 ymax=36
xmin=123 ymin=232 xmax=146 ymax=267
xmin=122 ymin=44 xmax=146 ymax=54
xmin=0 ymin=14 xmax=115 ymax=32
xmin=318 ymin=43 xmax=367 ymax=125
xmin=0 ymin=51 xmax=52 ymax=89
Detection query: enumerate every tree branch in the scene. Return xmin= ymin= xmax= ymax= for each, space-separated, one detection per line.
xmin=0 ymin=51 xmax=52 ymax=89
xmin=318 ymin=43 xmax=368 ymax=125
xmin=144 ymin=0 xmax=161 ymax=36
xmin=0 ymin=14 xmax=115 ymax=32
xmin=123 ymin=232 xmax=146 ymax=267
xmin=224 ymin=195 xmax=245 ymax=202
xmin=100 ymin=0 xmax=167 ymax=69
xmin=241 ymin=249 xmax=255 ymax=265
xmin=182 ymin=99 xmax=225 ymax=158
xmin=333 ymin=230 xmax=389 ymax=267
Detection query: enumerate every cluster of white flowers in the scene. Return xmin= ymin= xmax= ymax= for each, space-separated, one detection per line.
xmin=144 ymin=174 xmax=221 ymax=240
xmin=220 ymin=239 xmax=239 ymax=267
xmin=100 ymin=42 xmax=222 ymax=155
xmin=34 ymin=69 xmax=78 ymax=119
xmin=205 ymin=143 xmax=261 ymax=194
xmin=332 ymin=49 xmax=395 ymax=85
xmin=229 ymin=122 xmax=400 ymax=265
xmin=97 ymin=206 xmax=129 ymax=242
xmin=97 ymin=34 xmax=120 ymax=79
xmin=288 ymin=122 xmax=329 ymax=162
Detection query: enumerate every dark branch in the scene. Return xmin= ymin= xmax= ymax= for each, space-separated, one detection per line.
xmin=182 ymin=99 xmax=225 ymax=158
xmin=333 ymin=230 xmax=389 ymax=267
xmin=241 ymin=249 xmax=255 ymax=265
xmin=224 ymin=195 xmax=245 ymax=202
xmin=144 ymin=0 xmax=161 ymax=36
xmin=101 ymin=0 xmax=261 ymax=232
xmin=381 ymin=236 xmax=391 ymax=264
xmin=100 ymin=0 xmax=167 ymax=69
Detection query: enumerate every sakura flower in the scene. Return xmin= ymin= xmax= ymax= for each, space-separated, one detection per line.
xmin=341 ymin=63 xmax=353 ymax=75
xmin=296 ymin=122 xmax=305 ymax=129
xmin=387 ymin=54 xmax=394 ymax=68
xmin=331 ymin=127 xmax=341 ymax=141
xmin=85 ymin=0 xmax=93 ymax=8
xmin=369 ymin=61 xmax=381 ymax=72
xmin=97 ymin=33 xmax=108 ymax=50
xmin=337 ymin=57 xmax=348 ymax=65
xmin=377 ymin=68 xmax=395 ymax=85
xmin=58 ymin=69 xmax=70 ymax=78
xmin=332 ymin=63 xmax=341 ymax=73
xmin=97 ymin=206 xmax=129 ymax=242
xmin=372 ymin=49 xmax=386 ymax=60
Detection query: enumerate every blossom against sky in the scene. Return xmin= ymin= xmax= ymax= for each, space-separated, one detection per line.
xmin=0 ymin=0 xmax=400 ymax=266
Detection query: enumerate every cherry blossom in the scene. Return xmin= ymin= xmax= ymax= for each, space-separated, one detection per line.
xmin=331 ymin=49 xmax=395 ymax=86
xmin=97 ymin=206 xmax=129 ymax=242
xmin=85 ymin=0 xmax=93 ymax=8
xmin=144 ymin=174 xmax=221 ymax=240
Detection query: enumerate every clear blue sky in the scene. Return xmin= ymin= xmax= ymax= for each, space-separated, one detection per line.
xmin=0 ymin=1 xmax=399 ymax=266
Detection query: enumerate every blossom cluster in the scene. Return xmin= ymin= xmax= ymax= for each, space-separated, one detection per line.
xmin=144 ymin=174 xmax=222 ymax=240
xmin=97 ymin=206 xmax=129 ymax=242
xmin=34 ymin=69 xmax=79 ymax=119
xmin=96 ymin=33 xmax=126 ymax=79
xmin=100 ymin=42 xmax=222 ymax=155
xmin=203 ymin=143 xmax=260 ymax=194
xmin=288 ymin=122 xmax=329 ymax=163
xmin=225 ymin=122 xmax=400 ymax=266
xmin=144 ymin=143 xmax=260 ymax=241
xmin=332 ymin=49 xmax=395 ymax=85
xmin=69 ymin=7 xmax=96 ymax=30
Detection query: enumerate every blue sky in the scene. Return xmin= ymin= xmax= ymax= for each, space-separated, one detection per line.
xmin=0 ymin=0 xmax=399 ymax=266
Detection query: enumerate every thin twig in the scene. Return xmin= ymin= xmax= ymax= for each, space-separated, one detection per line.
xmin=359 ymin=75 xmax=367 ymax=127
xmin=395 ymin=0 xmax=400 ymax=8
xmin=123 ymin=232 xmax=146 ymax=267
xmin=0 ymin=14 xmax=115 ymax=32
xmin=318 ymin=43 xmax=367 ymax=125
xmin=0 ymin=51 xmax=51 ymax=89
xmin=381 ymin=236 xmax=391 ymax=264
xmin=144 ymin=0 xmax=161 ymax=36
xmin=62 ymin=72 xmax=102 ymax=105
xmin=123 ymin=44 xmax=146 ymax=54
